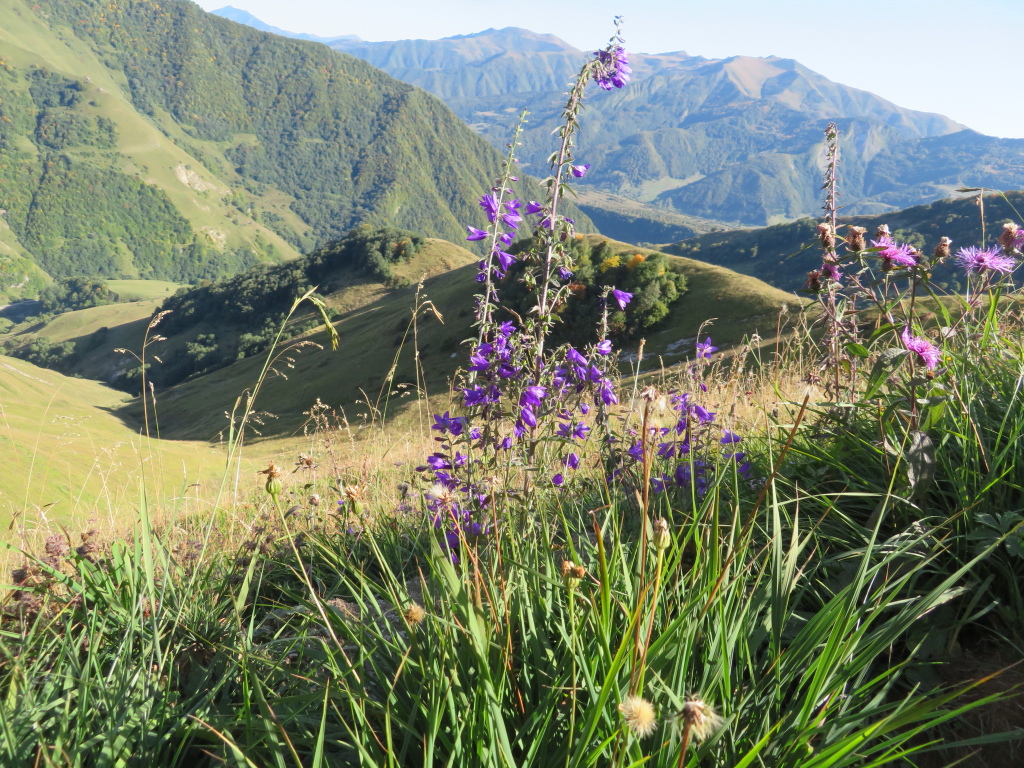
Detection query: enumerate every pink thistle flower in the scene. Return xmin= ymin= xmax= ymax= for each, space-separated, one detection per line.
xmin=901 ymin=327 xmax=940 ymax=371
xmin=872 ymin=236 xmax=918 ymax=270
xmin=955 ymin=245 xmax=1017 ymax=275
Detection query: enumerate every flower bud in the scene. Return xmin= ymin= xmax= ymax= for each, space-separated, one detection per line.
xmin=561 ymin=560 xmax=585 ymax=589
xmin=845 ymin=226 xmax=866 ymax=252
xmin=652 ymin=518 xmax=670 ymax=550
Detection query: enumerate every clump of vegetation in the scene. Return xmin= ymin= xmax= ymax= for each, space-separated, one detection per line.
xmin=1 ymin=22 xmax=1022 ymax=768
xmin=38 ymin=276 xmax=121 ymax=314
xmin=502 ymin=235 xmax=687 ymax=343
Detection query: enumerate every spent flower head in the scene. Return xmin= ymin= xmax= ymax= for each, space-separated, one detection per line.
xmin=679 ymin=697 xmax=723 ymax=742
xmin=619 ymin=695 xmax=658 ymax=737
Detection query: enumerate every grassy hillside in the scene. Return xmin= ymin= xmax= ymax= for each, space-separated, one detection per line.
xmin=116 ymin=237 xmax=800 ymax=441
xmin=0 ymin=355 xmax=223 ymax=528
xmin=0 ymin=0 xmax=569 ymax=299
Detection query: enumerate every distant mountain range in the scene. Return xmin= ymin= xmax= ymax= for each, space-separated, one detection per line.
xmin=0 ymin=0 xmax=552 ymax=299
xmin=215 ymin=10 xmax=1024 ymax=228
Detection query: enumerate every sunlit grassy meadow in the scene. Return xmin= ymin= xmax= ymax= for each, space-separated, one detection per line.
xmin=2 ymin=22 xmax=1023 ymax=768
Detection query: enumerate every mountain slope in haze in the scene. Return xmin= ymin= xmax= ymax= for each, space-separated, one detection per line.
xmin=210 ymin=5 xmax=360 ymax=44
xmin=213 ymin=20 xmax=1024 ymax=228
xmin=0 ymin=0 xmax=537 ymax=299
xmin=665 ymin=190 xmax=1024 ymax=292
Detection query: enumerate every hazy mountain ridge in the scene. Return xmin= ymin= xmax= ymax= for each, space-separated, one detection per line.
xmin=207 ymin=17 xmax=1024 ymax=227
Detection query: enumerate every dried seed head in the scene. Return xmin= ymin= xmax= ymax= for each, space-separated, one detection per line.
xmin=639 ymin=385 xmax=659 ymax=403
xmin=295 ymin=454 xmax=317 ymax=471
xmin=816 ymin=223 xmax=835 ymax=250
xmin=308 ymin=494 xmax=321 ymax=507
xmin=803 ymin=270 xmax=823 ymax=293
xmin=44 ymin=534 xmax=70 ymax=559
xmin=652 ymin=518 xmax=670 ymax=550
xmin=934 ymin=236 xmax=953 ymax=261
xmin=258 ymin=462 xmax=283 ymax=480
xmin=680 ymin=698 xmax=723 ymax=742
xmin=874 ymin=224 xmax=891 ymax=241
xmin=998 ymin=222 xmax=1019 ymax=252
xmin=619 ymin=695 xmax=658 ymax=737
xmin=846 ymin=225 xmax=867 ymax=252
xmin=404 ymin=602 xmax=426 ymax=626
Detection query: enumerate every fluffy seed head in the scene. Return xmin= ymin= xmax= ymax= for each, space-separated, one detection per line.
xmin=619 ymin=695 xmax=658 ymax=737
xmin=404 ymin=603 xmax=426 ymax=626
xmin=680 ymin=697 xmax=723 ymax=742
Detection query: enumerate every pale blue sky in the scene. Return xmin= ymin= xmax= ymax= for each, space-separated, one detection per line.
xmin=194 ymin=0 xmax=1024 ymax=138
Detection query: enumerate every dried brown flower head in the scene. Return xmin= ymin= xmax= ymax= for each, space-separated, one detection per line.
xmin=845 ymin=225 xmax=867 ymax=252
xmin=998 ymin=223 xmax=1019 ymax=252
xmin=404 ymin=602 xmax=426 ymax=626
xmin=294 ymin=454 xmax=317 ymax=471
xmin=258 ymin=462 xmax=283 ymax=480
xmin=679 ymin=697 xmax=723 ymax=742
xmin=874 ymin=224 xmax=891 ymax=241
xmin=934 ymin=236 xmax=953 ymax=262
xmin=561 ymin=560 xmax=586 ymax=588
xmin=619 ymin=695 xmax=658 ymax=737
xmin=816 ymin=223 xmax=835 ymax=250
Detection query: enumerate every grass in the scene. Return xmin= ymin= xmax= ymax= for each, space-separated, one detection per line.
xmin=0 ymin=355 xmax=225 ymax=534
xmin=105 ymin=280 xmax=183 ymax=302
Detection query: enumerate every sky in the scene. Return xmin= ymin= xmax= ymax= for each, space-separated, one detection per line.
xmin=193 ymin=0 xmax=1024 ymax=139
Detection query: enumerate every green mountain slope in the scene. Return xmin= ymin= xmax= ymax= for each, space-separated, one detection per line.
xmin=0 ymin=0 xmax=548 ymax=300
xmin=665 ymin=190 xmax=1024 ymax=291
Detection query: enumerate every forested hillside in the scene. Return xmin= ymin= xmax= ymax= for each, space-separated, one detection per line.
xmin=666 ymin=190 xmax=1024 ymax=291
xmin=0 ymin=0 xmax=563 ymax=299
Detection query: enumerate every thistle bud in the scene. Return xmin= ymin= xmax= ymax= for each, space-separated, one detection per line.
xmin=561 ymin=560 xmax=585 ymax=589
xmin=816 ymin=223 xmax=835 ymax=250
xmin=845 ymin=226 xmax=866 ymax=252
xmin=998 ymin=223 xmax=1019 ymax=253
xmin=652 ymin=518 xmax=670 ymax=550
